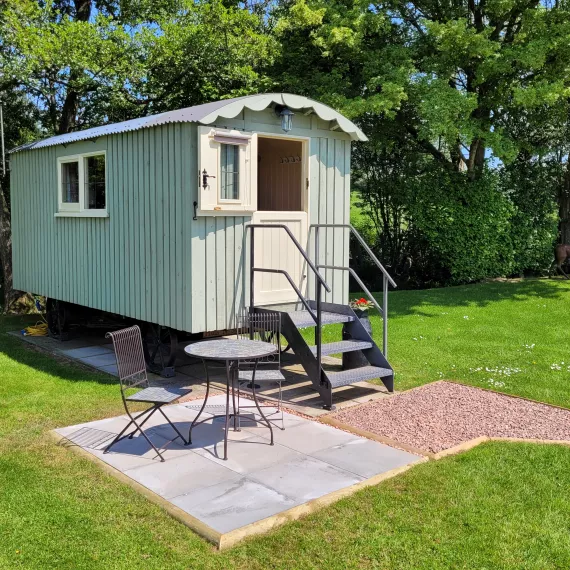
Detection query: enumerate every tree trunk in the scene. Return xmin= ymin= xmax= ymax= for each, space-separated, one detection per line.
xmin=58 ymin=84 xmax=79 ymax=134
xmin=559 ymin=162 xmax=570 ymax=244
xmin=57 ymin=0 xmax=92 ymax=134
xmin=0 ymin=181 xmax=22 ymax=311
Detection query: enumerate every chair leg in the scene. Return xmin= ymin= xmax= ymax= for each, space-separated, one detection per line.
xmin=278 ymin=381 xmax=285 ymax=430
xmin=104 ymin=406 xmax=154 ymax=452
xmin=105 ymin=406 xmax=166 ymax=461
xmin=157 ymin=405 xmax=188 ymax=445
xmin=128 ymin=406 xmax=158 ymax=438
xmin=136 ymin=425 xmax=166 ymax=462
xmin=104 ymin=419 xmax=137 ymax=453
xmin=251 ymin=366 xmax=274 ymax=446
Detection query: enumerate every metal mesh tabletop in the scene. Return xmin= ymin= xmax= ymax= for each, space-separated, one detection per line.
xmin=184 ymin=339 xmax=277 ymax=361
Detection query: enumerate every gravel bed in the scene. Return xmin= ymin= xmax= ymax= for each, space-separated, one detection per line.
xmin=332 ymin=381 xmax=570 ymax=453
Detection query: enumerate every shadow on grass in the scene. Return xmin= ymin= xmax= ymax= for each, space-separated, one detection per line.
xmin=365 ymin=278 xmax=570 ymax=319
xmin=0 ymin=317 xmax=118 ymax=388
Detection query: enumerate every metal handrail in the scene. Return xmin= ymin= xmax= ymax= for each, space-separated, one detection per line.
xmin=310 ymin=223 xmax=395 ymax=357
xmin=309 ymin=224 xmax=397 ymax=288
xmin=317 ymin=265 xmax=383 ymax=317
xmin=248 ymin=225 xmax=330 ymax=291
xmin=246 ymin=223 xmax=329 ymax=393
xmin=252 ymin=268 xmax=317 ymax=320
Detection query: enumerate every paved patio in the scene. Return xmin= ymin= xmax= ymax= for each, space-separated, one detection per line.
xmin=13 ymin=330 xmax=391 ymax=416
xmin=53 ymin=394 xmax=423 ymax=548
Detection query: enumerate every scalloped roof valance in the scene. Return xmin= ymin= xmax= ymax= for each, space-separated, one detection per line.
xmin=11 ymin=93 xmax=367 ymax=153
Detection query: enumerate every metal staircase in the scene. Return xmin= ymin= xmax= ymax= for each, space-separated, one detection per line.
xmin=247 ymin=223 xmax=396 ymax=410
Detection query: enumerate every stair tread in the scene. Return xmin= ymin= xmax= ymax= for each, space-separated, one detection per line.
xmin=310 ymin=340 xmax=373 ymax=356
xmin=286 ymin=310 xmax=355 ymax=328
xmin=327 ymin=366 xmax=393 ymax=388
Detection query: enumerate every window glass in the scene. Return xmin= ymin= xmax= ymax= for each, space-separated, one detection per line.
xmin=85 ymin=155 xmax=106 ymax=209
xmin=61 ymin=161 xmax=79 ymax=204
xmin=220 ymin=144 xmax=239 ymax=200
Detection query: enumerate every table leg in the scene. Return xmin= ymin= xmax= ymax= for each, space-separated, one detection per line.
xmin=187 ymin=359 xmax=210 ymax=445
xmin=224 ymin=359 xmax=231 ymax=460
xmin=231 ymin=363 xmax=239 ymax=432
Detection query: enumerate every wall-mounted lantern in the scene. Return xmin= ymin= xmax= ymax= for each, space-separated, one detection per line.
xmin=275 ymin=105 xmax=294 ymax=132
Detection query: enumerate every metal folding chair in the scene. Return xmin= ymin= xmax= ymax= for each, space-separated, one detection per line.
xmin=104 ymin=325 xmax=190 ymax=462
xmin=236 ymin=309 xmax=286 ymax=430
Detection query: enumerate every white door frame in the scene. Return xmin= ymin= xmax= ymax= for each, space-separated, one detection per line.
xmin=252 ymin=132 xmax=311 ymax=305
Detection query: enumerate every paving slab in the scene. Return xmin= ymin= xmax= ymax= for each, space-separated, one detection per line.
xmin=59 ymin=345 xmax=114 ymax=359
xmin=76 ymin=352 xmax=118 ymax=368
xmin=96 ymin=364 xmax=119 ymax=376
xmin=54 ymin=394 xmax=423 ymax=549
xmin=263 ymin=421 xmax=361 ymax=455
xmin=249 ymin=455 xmax=363 ymax=502
xmin=125 ymin=452 xmax=241 ymax=500
xmin=312 ymin=438 xmax=420 ymax=479
xmin=171 ymin=477 xmax=297 ymax=534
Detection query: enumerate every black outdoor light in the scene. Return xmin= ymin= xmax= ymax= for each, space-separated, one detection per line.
xmin=275 ymin=105 xmax=294 ymax=132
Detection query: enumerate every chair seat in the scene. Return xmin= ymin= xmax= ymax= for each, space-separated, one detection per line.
xmin=126 ymin=386 xmax=191 ymax=404
xmin=238 ymin=369 xmax=285 ymax=382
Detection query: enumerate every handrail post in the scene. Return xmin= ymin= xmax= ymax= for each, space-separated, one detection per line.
xmin=383 ymin=274 xmax=388 ymax=357
xmin=250 ymin=226 xmax=255 ymax=311
xmin=314 ymin=226 xmax=322 ymax=383
xmin=314 ymin=225 xmax=320 ymax=300
xmin=316 ymin=281 xmax=322 ymax=384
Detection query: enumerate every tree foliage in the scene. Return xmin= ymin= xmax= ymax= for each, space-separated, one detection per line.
xmin=1 ymin=0 xmax=570 ymax=297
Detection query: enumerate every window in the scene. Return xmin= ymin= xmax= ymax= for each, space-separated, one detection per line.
xmin=86 ymin=154 xmax=106 ymax=210
xmin=197 ymin=127 xmax=257 ymax=215
xmin=220 ymin=144 xmax=240 ymax=201
xmin=57 ymin=152 xmax=107 ymax=217
xmin=61 ymin=161 xmax=79 ymax=206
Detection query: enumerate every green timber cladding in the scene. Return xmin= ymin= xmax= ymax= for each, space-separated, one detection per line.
xmin=10 ymin=95 xmax=360 ymax=333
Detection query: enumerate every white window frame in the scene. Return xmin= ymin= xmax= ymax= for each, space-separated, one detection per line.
xmin=55 ymin=151 xmax=108 ymax=218
xmin=218 ymin=142 xmax=244 ymax=205
xmin=197 ymin=127 xmax=257 ymax=215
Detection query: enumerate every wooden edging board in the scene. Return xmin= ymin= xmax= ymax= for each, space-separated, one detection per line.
xmin=49 ymin=430 xmax=428 ymax=550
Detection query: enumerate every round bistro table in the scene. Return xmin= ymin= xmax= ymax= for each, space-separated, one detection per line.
xmin=184 ymin=338 xmax=277 ymax=460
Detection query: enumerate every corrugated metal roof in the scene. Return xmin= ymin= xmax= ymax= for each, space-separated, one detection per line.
xmin=10 ymin=93 xmax=367 ymax=153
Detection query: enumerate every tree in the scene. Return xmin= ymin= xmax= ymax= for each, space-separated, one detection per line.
xmin=0 ymin=0 xmax=145 ymax=134
xmin=0 ymin=0 xmax=275 ymax=307
xmin=273 ymin=0 xmax=570 ymax=180
xmin=0 ymin=90 xmax=38 ymax=309
xmin=390 ymin=0 xmax=570 ymax=179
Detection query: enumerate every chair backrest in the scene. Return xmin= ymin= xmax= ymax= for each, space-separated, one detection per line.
xmin=106 ymin=325 xmax=148 ymax=394
xmin=236 ymin=309 xmax=281 ymax=368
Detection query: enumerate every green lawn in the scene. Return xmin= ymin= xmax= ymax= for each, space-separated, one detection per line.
xmin=1 ymin=280 xmax=570 ymax=569
xmin=313 ymin=278 xmax=570 ymax=408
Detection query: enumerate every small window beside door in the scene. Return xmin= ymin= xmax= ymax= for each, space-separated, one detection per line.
xmin=197 ymin=127 xmax=257 ymax=215
xmin=56 ymin=152 xmax=107 ymax=217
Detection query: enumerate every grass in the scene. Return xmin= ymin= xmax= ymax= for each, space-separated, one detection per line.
xmin=1 ymin=280 xmax=570 ymax=568
xmin=312 ymin=278 xmax=570 ymax=408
